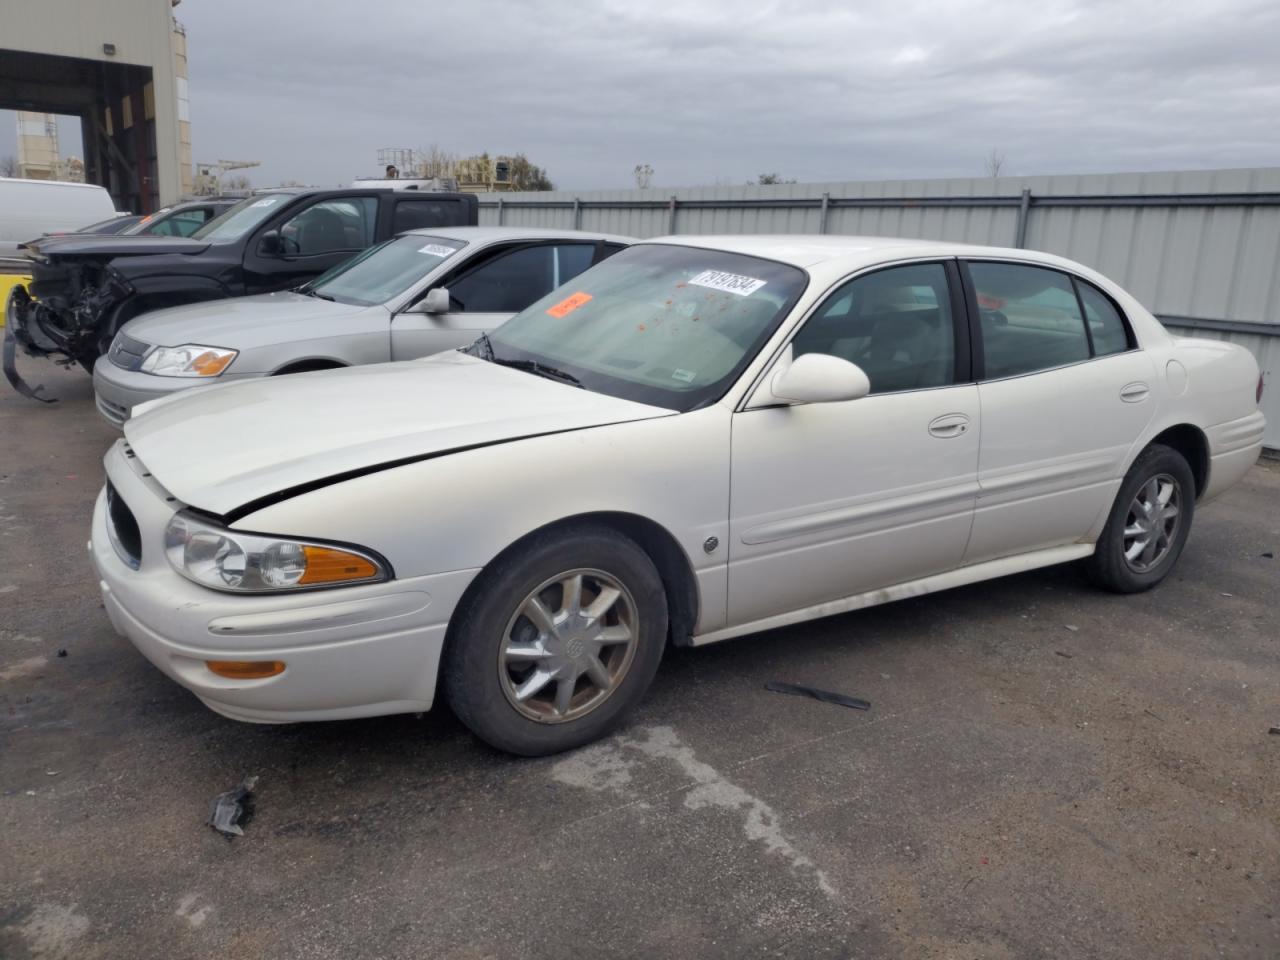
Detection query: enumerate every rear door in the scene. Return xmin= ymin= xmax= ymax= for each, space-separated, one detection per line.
xmin=242 ymin=195 xmax=380 ymax=293
xmin=961 ymin=259 xmax=1157 ymax=564
xmin=391 ymin=241 xmax=612 ymax=359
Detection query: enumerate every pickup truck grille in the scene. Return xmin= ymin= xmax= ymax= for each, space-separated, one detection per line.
xmin=108 ymin=334 xmax=150 ymax=371
xmin=105 ymin=481 xmax=142 ymax=569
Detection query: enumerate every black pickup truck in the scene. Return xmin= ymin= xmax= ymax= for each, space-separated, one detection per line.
xmin=4 ymin=187 xmax=478 ymax=399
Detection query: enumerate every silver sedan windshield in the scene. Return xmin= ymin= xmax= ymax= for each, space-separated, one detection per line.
xmin=306 ymin=235 xmax=465 ymax=307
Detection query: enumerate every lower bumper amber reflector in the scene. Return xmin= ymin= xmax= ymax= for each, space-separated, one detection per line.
xmin=206 ymin=660 xmax=286 ymax=680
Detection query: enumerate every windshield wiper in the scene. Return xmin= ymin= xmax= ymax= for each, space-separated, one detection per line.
xmin=493 ymin=357 xmax=584 ymax=388
xmin=302 ymin=288 xmax=335 ymax=301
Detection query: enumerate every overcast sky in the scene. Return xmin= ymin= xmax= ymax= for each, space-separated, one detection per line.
xmin=4 ymin=0 xmax=1279 ymax=190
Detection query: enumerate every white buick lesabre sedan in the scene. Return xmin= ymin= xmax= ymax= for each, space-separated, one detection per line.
xmin=91 ymin=235 xmax=1266 ymax=755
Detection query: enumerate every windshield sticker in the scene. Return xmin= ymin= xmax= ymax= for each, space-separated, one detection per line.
xmin=251 ymin=196 xmax=283 ymax=207
xmin=546 ymin=291 xmax=593 ymax=318
xmin=688 ymin=269 xmax=767 ymax=297
xmin=418 ymin=243 xmax=456 ymax=258
xmin=671 ymin=368 xmax=696 ymax=383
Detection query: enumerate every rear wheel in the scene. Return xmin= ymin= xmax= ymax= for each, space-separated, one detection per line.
xmin=443 ymin=525 xmax=668 ymax=756
xmin=1085 ymin=443 xmax=1195 ymax=593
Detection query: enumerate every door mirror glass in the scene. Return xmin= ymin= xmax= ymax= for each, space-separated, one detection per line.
xmin=769 ymin=351 xmax=870 ymax=405
xmin=421 ymin=287 xmax=450 ymax=314
xmin=258 ymin=229 xmax=283 ymax=257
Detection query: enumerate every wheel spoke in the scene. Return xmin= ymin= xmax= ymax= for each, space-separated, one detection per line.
xmin=1125 ymin=538 xmax=1147 ymax=562
xmin=1141 ymin=535 xmax=1159 ymax=565
xmin=504 ymin=641 xmax=547 ymax=662
xmin=553 ymin=677 xmax=575 ymax=715
xmin=583 ymin=585 xmax=621 ymax=622
xmin=596 ymin=624 xmax=633 ymax=645
xmin=560 ymin=574 xmax=583 ymax=617
xmin=1123 ymin=522 xmax=1145 ymax=537
xmin=583 ymin=654 xmax=613 ymax=691
xmin=1156 ymin=480 xmax=1175 ymax=506
xmin=513 ymin=668 xmax=555 ymax=702
xmin=521 ymin=596 xmax=557 ymax=636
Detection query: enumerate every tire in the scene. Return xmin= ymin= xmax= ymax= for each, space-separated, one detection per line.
xmin=1085 ymin=443 xmax=1196 ymax=593
xmin=442 ymin=524 xmax=668 ymax=756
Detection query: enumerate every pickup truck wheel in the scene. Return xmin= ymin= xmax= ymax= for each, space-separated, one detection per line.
xmin=1085 ymin=443 xmax=1195 ymax=593
xmin=443 ymin=525 xmax=668 ymax=756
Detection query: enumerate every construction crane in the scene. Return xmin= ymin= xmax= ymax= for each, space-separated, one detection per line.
xmin=193 ymin=159 xmax=261 ymax=196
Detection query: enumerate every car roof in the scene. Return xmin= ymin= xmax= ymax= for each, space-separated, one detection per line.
xmin=641 ymin=234 xmax=1084 ymax=274
xmin=401 ymin=225 xmax=635 ymax=244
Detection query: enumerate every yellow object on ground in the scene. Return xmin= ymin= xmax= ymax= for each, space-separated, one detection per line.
xmin=0 ymin=273 xmax=32 ymax=326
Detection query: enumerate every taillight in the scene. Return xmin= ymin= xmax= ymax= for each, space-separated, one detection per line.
xmin=1259 ymin=373 xmax=1266 ymax=405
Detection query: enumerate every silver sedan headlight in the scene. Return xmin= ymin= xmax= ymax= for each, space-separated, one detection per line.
xmin=164 ymin=513 xmax=390 ymax=592
xmin=141 ymin=344 xmax=238 ymax=377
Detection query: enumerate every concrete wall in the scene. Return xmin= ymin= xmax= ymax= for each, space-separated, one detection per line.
xmin=3 ymin=0 xmax=184 ymax=205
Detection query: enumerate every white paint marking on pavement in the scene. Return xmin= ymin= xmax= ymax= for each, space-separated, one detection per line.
xmin=0 ymin=656 xmax=47 ymax=681
xmin=175 ymin=893 xmax=213 ymax=928
xmin=13 ymin=902 xmax=90 ymax=959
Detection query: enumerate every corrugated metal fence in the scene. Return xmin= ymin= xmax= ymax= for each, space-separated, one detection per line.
xmin=476 ymin=166 xmax=1280 ymax=448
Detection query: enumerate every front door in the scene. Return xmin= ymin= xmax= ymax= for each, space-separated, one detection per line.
xmin=960 ymin=260 xmax=1157 ymax=564
xmin=242 ymin=195 xmax=379 ymax=294
xmin=727 ymin=260 xmax=980 ymax=627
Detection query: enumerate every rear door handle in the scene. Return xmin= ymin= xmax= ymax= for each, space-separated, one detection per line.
xmin=1120 ymin=381 xmax=1150 ymax=403
xmin=928 ymin=413 xmax=971 ymax=438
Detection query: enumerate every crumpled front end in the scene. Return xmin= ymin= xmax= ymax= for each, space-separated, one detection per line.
xmin=3 ymin=256 xmax=131 ymax=401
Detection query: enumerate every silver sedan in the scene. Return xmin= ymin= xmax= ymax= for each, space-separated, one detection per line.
xmin=93 ymin=226 xmax=632 ymax=425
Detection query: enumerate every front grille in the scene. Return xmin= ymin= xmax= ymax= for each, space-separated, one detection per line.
xmin=109 ymin=334 xmax=151 ymax=371
xmin=105 ymin=482 xmax=142 ymax=569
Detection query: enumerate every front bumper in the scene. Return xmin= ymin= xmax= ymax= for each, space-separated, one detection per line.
xmin=92 ymin=360 xmax=204 ymax=427
xmin=90 ymin=440 xmax=478 ymax=722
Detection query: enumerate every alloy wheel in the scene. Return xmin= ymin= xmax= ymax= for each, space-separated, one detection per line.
xmin=1122 ymin=473 xmax=1182 ymax=573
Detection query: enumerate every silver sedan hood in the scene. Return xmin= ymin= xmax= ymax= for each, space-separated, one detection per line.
xmin=122 ymin=352 xmax=671 ymax=517
xmin=121 ymin=291 xmax=363 ymax=350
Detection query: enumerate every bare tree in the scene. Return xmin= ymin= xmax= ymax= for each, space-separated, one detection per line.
xmin=984 ymin=148 xmax=1006 ymax=178
xmin=633 ymin=163 xmax=654 ymax=189
xmin=0 ymin=155 xmax=19 ymax=178
xmin=223 ymin=174 xmax=252 ymax=191
xmin=753 ymin=173 xmax=796 ymax=185
xmin=417 ymin=144 xmax=459 ymax=179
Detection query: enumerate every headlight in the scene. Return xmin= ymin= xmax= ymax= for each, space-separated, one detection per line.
xmin=141 ymin=344 xmax=238 ymax=378
xmin=163 ymin=513 xmax=390 ymax=592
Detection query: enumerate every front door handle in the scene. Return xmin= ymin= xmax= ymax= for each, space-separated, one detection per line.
xmin=928 ymin=413 xmax=971 ymax=439
xmin=1120 ymin=381 xmax=1150 ymax=403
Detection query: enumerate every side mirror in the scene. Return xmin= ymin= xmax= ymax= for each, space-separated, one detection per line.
xmin=766 ymin=351 xmax=870 ymax=405
xmin=258 ymin=229 xmax=282 ymax=257
xmin=420 ymin=287 xmax=450 ymax=314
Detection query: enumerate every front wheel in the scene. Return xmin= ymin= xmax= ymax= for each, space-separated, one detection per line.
xmin=1085 ymin=443 xmax=1196 ymax=593
xmin=442 ymin=524 xmax=668 ymax=756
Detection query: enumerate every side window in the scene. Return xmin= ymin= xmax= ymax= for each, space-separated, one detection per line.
xmin=448 ymin=245 xmax=555 ymax=312
xmin=969 ymin=262 xmax=1089 ymax=379
xmin=392 ymin=199 xmax=465 ymax=233
xmin=280 ymin=197 xmax=377 ymax=255
xmin=791 ymin=262 xmax=955 ymax=394
xmin=163 ymin=210 xmax=208 ymax=237
xmin=1075 ymin=279 xmax=1131 ymax=357
xmin=553 ymin=244 xmax=596 ymax=286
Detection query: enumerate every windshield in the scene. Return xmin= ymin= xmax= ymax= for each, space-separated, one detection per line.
xmin=303 ymin=234 xmax=465 ymax=306
xmin=191 ymin=193 xmax=292 ymax=242
xmin=487 ymin=244 xmax=807 ymax=411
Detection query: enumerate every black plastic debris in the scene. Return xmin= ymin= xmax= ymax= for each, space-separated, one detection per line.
xmin=1269 ymin=727 xmax=1280 ymax=736
xmin=207 ymin=776 xmax=258 ymax=837
xmin=1054 ymin=650 xmax=1074 ymax=659
xmin=765 ymin=681 xmax=870 ymax=711
xmin=56 ymin=649 xmax=67 ymax=658
xmin=1262 ymin=552 xmax=1274 ymax=559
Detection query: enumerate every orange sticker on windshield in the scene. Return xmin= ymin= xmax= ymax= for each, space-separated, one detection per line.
xmin=546 ymin=291 xmax=592 ymax=318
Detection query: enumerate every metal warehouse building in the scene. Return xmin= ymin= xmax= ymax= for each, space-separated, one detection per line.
xmin=0 ymin=0 xmax=192 ymax=212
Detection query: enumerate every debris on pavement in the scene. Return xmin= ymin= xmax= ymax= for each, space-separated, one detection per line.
xmin=207 ymin=776 xmax=258 ymax=838
xmin=1064 ymin=624 xmax=1080 ymax=632
xmin=765 ymin=681 xmax=871 ymax=711
xmin=1054 ymin=650 xmax=1074 ymax=659
xmin=1269 ymin=727 xmax=1280 ymax=736
xmin=56 ymin=649 xmax=67 ymax=658
xmin=1262 ymin=551 xmax=1274 ymax=559
xmin=1221 ymin=592 xmax=1234 ymax=598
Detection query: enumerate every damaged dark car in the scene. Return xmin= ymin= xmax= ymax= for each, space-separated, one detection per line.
xmin=4 ymin=187 xmax=478 ymax=400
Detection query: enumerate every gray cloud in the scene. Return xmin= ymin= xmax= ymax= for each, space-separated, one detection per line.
xmin=6 ymin=0 xmax=1280 ymax=190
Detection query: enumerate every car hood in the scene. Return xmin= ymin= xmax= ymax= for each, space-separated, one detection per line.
xmin=22 ymin=235 xmax=210 ymax=260
xmin=122 ymin=291 xmax=363 ymax=347
xmin=123 ymin=352 xmax=673 ymax=517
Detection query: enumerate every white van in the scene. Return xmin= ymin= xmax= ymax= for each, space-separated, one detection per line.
xmin=0 ymin=178 xmax=119 ymax=257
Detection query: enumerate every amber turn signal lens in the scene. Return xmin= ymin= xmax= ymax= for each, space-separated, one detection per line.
xmin=191 ymin=350 xmax=236 ymax=376
xmin=297 ymin=545 xmax=379 ymax=585
xmin=206 ymin=660 xmax=286 ymax=680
